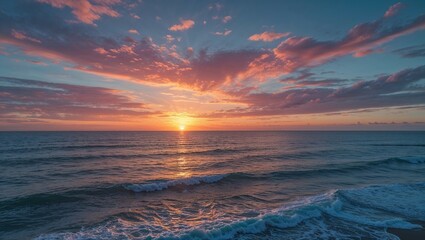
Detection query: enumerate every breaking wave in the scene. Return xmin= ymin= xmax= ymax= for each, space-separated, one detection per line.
xmin=124 ymin=174 xmax=228 ymax=192
xmin=35 ymin=181 xmax=425 ymax=240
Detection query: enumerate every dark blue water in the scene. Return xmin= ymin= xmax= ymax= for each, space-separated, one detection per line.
xmin=0 ymin=131 xmax=424 ymax=240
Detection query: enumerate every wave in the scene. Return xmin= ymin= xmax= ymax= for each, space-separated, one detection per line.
xmin=370 ymin=144 xmax=425 ymax=147
xmin=4 ymin=155 xmax=424 ymax=206
xmin=124 ymin=174 xmax=228 ymax=192
xmin=392 ymin=156 xmax=425 ymax=164
xmin=2 ymin=155 xmax=423 ymax=212
xmin=0 ymin=143 xmax=145 ymax=154
xmin=248 ymin=156 xmax=425 ymax=181
xmin=35 ymin=182 xmax=425 ymax=240
xmin=2 ymin=147 xmax=259 ymax=167
xmin=0 ymin=193 xmax=82 ymax=212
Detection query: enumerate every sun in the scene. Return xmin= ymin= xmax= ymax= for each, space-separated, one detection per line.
xmin=171 ymin=113 xmax=193 ymax=131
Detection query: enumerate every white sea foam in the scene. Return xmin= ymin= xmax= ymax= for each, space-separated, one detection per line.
xmin=124 ymin=174 xmax=228 ymax=193
xmin=339 ymin=181 xmax=425 ymax=221
xmin=35 ymin=182 xmax=425 ymax=240
xmin=324 ymin=199 xmax=420 ymax=229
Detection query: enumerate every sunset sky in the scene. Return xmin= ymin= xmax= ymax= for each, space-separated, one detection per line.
xmin=1 ymin=0 xmax=425 ymax=130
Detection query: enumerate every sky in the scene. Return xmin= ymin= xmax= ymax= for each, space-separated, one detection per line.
xmin=0 ymin=0 xmax=425 ymax=131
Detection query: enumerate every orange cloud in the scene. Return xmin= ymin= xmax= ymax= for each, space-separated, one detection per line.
xmin=37 ymin=0 xmax=121 ymax=25
xmin=128 ymin=29 xmax=139 ymax=35
xmin=2 ymin=2 xmax=425 ymax=96
xmin=248 ymin=31 xmax=290 ymax=42
xmin=169 ymin=19 xmax=195 ymax=31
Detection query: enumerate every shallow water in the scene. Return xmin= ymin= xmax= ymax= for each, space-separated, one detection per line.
xmin=0 ymin=131 xmax=424 ymax=239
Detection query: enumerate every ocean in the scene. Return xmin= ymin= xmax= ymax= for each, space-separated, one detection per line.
xmin=0 ymin=131 xmax=424 ymax=240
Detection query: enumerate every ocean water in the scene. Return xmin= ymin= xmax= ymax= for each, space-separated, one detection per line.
xmin=0 ymin=131 xmax=424 ymax=240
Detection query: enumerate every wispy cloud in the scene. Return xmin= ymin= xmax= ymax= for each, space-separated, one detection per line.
xmin=11 ymin=30 xmax=42 ymax=43
xmin=128 ymin=29 xmax=139 ymax=35
xmin=393 ymin=44 xmax=425 ymax=58
xmin=205 ymin=65 xmax=425 ymax=117
xmin=1 ymin=1 xmax=425 ymax=96
xmin=214 ymin=29 xmax=232 ymax=36
xmin=169 ymin=19 xmax=195 ymax=31
xmin=0 ymin=77 xmax=157 ymax=121
xmin=248 ymin=31 xmax=290 ymax=42
xmin=222 ymin=16 xmax=232 ymax=23
xmin=37 ymin=0 xmax=121 ymax=25
xmin=130 ymin=13 xmax=140 ymax=19
xmin=384 ymin=2 xmax=404 ymax=18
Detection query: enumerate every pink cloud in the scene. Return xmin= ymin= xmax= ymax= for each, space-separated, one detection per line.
xmin=248 ymin=31 xmax=290 ymax=42
xmin=130 ymin=13 xmax=140 ymax=19
xmin=205 ymin=65 xmax=425 ymax=117
xmin=94 ymin=47 xmax=108 ymax=55
xmin=272 ymin=16 xmax=425 ymax=71
xmin=128 ymin=29 xmax=139 ymax=35
xmin=214 ymin=29 xmax=232 ymax=36
xmin=222 ymin=16 xmax=232 ymax=23
xmin=1 ymin=2 xmax=425 ymax=94
xmin=37 ymin=0 xmax=121 ymax=25
xmin=384 ymin=2 xmax=404 ymax=18
xmin=353 ymin=48 xmax=383 ymax=57
xmin=169 ymin=19 xmax=195 ymax=31
xmin=182 ymin=50 xmax=263 ymax=91
xmin=11 ymin=30 xmax=42 ymax=43
xmin=0 ymin=77 xmax=158 ymax=121
xmin=165 ymin=34 xmax=175 ymax=43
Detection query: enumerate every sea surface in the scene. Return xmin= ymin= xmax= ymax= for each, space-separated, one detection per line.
xmin=0 ymin=131 xmax=425 ymax=240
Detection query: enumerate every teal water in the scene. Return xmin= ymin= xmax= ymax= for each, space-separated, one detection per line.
xmin=0 ymin=131 xmax=424 ymax=239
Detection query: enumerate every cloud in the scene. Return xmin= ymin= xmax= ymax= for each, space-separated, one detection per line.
xmin=222 ymin=16 xmax=232 ymax=23
xmin=182 ymin=49 xmax=264 ymax=91
xmin=130 ymin=13 xmax=140 ymax=19
xmin=0 ymin=76 xmax=157 ymax=121
xmin=394 ymin=44 xmax=425 ymax=58
xmin=94 ymin=47 xmax=108 ymax=54
xmin=205 ymin=65 xmax=425 ymax=117
xmin=26 ymin=59 xmax=48 ymax=66
xmin=164 ymin=34 xmax=178 ymax=43
xmin=0 ymin=2 xmax=268 ymax=92
xmin=37 ymin=0 xmax=121 ymax=25
xmin=11 ymin=30 xmax=42 ymax=43
xmin=248 ymin=31 xmax=290 ymax=42
xmin=1 ymin=1 xmax=425 ymax=95
xmin=208 ymin=3 xmax=223 ymax=11
xmin=296 ymin=79 xmax=350 ymax=88
xmin=169 ymin=19 xmax=195 ymax=31
xmin=384 ymin=2 xmax=404 ymax=18
xmin=280 ymin=70 xmax=315 ymax=82
xmin=278 ymin=70 xmax=350 ymax=88
xmin=128 ymin=29 xmax=139 ymax=35
xmin=271 ymin=14 xmax=425 ymax=72
xmin=214 ymin=29 xmax=232 ymax=36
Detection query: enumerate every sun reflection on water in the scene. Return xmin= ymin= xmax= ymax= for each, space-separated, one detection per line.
xmin=175 ymin=133 xmax=192 ymax=179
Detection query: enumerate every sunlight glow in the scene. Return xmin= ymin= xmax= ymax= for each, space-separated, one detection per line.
xmin=170 ymin=113 xmax=194 ymax=131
